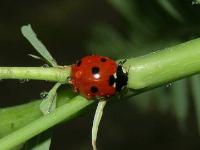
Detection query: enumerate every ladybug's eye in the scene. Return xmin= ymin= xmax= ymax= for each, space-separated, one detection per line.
xmin=100 ymin=57 xmax=107 ymax=62
xmin=76 ymin=60 xmax=82 ymax=66
xmin=90 ymin=86 xmax=98 ymax=93
xmin=92 ymin=67 xmax=99 ymax=74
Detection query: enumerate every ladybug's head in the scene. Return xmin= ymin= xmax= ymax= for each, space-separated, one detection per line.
xmin=115 ymin=65 xmax=128 ymax=92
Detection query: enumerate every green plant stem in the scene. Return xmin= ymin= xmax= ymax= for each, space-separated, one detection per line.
xmin=0 ymin=96 xmax=93 ymax=150
xmin=0 ymin=38 xmax=200 ymax=149
xmin=0 ymin=67 xmax=70 ymax=83
xmin=0 ymin=90 xmax=76 ymax=138
xmin=124 ymin=38 xmax=200 ymax=90
xmin=92 ymin=100 xmax=107 ymax=150
xmin=0 ymin=100 xmax=42 ymax=138
xmin=1 ymin=39 xmax=200 ymax=91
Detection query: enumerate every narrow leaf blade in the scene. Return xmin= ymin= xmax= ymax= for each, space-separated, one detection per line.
xmin=40 ymin=83 xmax=61 ymax=115
xmin=37 ymin=83 xmax=61 ymax=150
xmin=31 ymin=135 xmax=51 ymax=150
xmin=171 ymin=79 xmax=188 ymax=132
xmin=191 ymin=75 xmax=200 ymax=134
xmin=21 ymin=24 xmax=57 ymax=67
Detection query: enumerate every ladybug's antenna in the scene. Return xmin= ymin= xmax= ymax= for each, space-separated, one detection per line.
xmin=92 ymin=100 xmax=107 ymax=150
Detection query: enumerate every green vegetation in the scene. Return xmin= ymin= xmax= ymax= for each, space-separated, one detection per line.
xmin=0 ymin=1 xmax=200 ymax=149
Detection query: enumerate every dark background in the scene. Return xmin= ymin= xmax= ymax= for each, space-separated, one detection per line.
xmin=1 ymin=0 xmax=200 ymax=150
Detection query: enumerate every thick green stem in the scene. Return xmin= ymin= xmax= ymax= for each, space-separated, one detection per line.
xmin=0 ymin=90 xmax=76 ymax=138
xmin=0 ymin=96 xmax=93 ymax=150
xmin=0 ymin=67 xmax=70 ymax=83
xmin=125 ymin=38 xmax=200 ymax=90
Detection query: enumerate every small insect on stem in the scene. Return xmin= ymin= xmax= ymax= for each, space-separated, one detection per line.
xmin=69 ymin=55 xmax=128 ymax=149
xmin=92 ymin=100 xmax=107 ymax=150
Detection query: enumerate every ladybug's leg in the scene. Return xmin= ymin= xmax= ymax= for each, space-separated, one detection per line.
xmin=96 ymin=96 xmax=106 ymax=101
xmin=118 ymin=59 xmax=127 ymax=66
xmin=67 ymin=76 xmax=73 ymax=84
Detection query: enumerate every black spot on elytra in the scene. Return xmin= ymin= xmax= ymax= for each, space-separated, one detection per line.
xmin=92 ymin=67 xmax=99 ymax=74
xmin=101 ymin=57 xmax=107 ymax=62
xmin=76 ymin=60 xmax=81 ymax=66
xmin=109 ymin=75 xmax=115 ymax=86
xmin=91 ymin=86 xmax=98 ymax=93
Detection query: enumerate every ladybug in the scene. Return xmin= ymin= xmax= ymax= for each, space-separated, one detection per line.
xmin=69 ymin=55 xmax=128 ymax=99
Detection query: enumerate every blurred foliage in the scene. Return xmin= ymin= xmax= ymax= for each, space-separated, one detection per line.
xmin=87 ymin=0 xmax=200 ymax=133
xmin=1 ymin=0 xmax=200 ymax=149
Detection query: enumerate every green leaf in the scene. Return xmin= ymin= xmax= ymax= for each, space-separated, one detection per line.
xmin=92 ymin=100 xmax=107 ymax=150
xmin=157 ymin=0 xmax=184 ymax=22
xmin=191 ymin=75 xmax=200 ymax=134
xmin=40 ymin=83 xmax=61 ymax=115
xmin=23 ymin=132 xmax=52 ymax=150
xmin=153 ymin=88 xmax=170 ymax=114
xmin=170 ymin=79 xmax=188 ymax=131
xmin=0 ymin=88 xmax=76 ymax=138
xmin=28 ymin=54 xmax=42 ymax=60
xmin=192 ymin=0 xmax=200 ymax=5
xmin=0 ymin=100 xmax=42 ymax=138
xmin=11 ymin=144 xmax=24 ymax=150
xmin=21 ymin=25 xmax=58 ymax=67
xmin=109 ymin=0 xmax=153 ymax=34
xmin=31 ymin=138 xmax=51 ymax=150
xmin=87 ymin=25 xmax=130 ymax=59
xmin=132 ymin=91 xmax=152 ymax=112
xmin=109 ymin=0 xmax=134 ymax=22
xmin=0 ymin=96 xmax=93 ymax=150
xmin=39 ymin=83 xmax=61 ymax=150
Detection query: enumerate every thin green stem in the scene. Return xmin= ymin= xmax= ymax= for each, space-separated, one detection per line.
xmin=0 ymin=96 xmax=93 ymax=150
xmin=0 ymin=67 xmax=70 ymax=83
xmin=92 ymin=100 xmax=107 ymax=150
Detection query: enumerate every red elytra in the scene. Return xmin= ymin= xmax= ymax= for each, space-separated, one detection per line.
xmin=69 ymin=55 xmax=128 ymax=100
